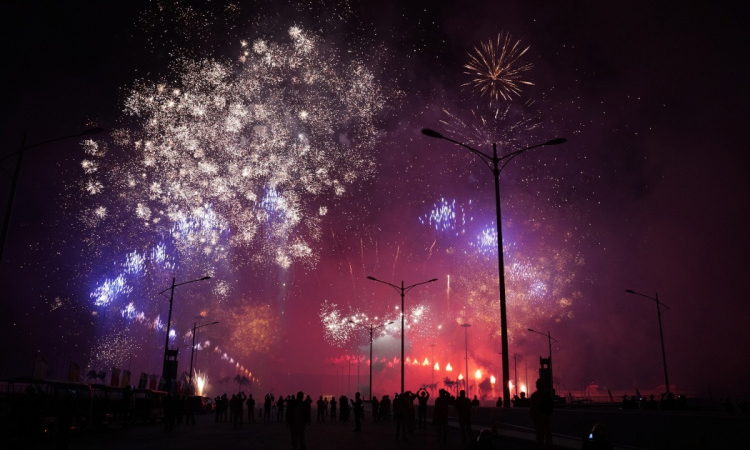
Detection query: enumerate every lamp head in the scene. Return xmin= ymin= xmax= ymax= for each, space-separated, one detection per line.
xmin=625 ymin=289 xmax=635 ymax=294
xmin=545 ymin=138 xmax=567 ymax=146
xmin=421 ymin=128 xmax=444 ymax=139
xmin=428 ymin=278 xmax=438 ymax=283
xmin=366 ymin=276 xmax=377 ymax=281
xmin=200 ymin=276 xmax=212 ymax=280
xmin=527 ymin=328 xmax=534 ymax=332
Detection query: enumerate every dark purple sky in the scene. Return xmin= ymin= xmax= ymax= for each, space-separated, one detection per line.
xmin=1 ymin=0 xmax=748 ymax=399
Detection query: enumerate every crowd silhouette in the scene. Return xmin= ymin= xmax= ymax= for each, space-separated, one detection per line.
xmin=205 ymin=386 xmax=493 ymax=448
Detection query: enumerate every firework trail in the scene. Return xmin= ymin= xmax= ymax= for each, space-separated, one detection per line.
xmin=439 ymin=104 xmax=540 ymax=151
xmin=463 ymin=31 xmax=534 ymax=103
xmin=319 ymin=300 xmax=436 ymax=347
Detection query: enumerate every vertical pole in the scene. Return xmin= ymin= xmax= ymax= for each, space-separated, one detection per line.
xmin=548 ymin=331 xmax=554 ymax=393
xmin=189 ymin=322 xmax=197 ymax=391
xmin=0 ymin=133 xmax=27 ymax=266
xmin=369 ymin=326 xmax=373 ymax=400
xmin=492 ymin=143 xmax=511 ymax=408
xmin=162 ymin=277 xmax=176 ymax=381
xmin=400 ymin=281 xmax=405 ymax=393
xmin=656 ymin=292 xmax=670 ymax=394
xmin=432 ymin=345 xmax=436 ymax=387
xmin=464 ymin=326 xmax=469 ymax=396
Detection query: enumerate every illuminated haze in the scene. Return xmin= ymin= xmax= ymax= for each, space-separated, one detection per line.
xmin=1 ymin=0 xmax=749 ymax=400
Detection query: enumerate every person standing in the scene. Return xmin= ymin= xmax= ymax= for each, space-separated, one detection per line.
xmin=530 ymin=378 xmax=554 ymax=448
xmin=393 ymin=393 xmax=407 ymax=441
xmin=371 ymin=396 xmax=380 ymax=422
xmin=455 ymin=389 xmax=472 ymax=443
xmin=317 ymin=396 xmax=326 ymax=422
xmin=264 ymin=393 xmax=272 ymax=422
xmin=287 ymin=392 xmax=308 ymax=450
xmin=433 ymin=389 xmax=449 ymax=443
xmin=351 ymin=392 xmax=363 ymax=431
xmin=246 ymin=394 xmax=256 ymax=423
xmin=330 ymin=396 xmax=337 ymax=420
xmin=416 ymin=388 xmax=430 ymax=430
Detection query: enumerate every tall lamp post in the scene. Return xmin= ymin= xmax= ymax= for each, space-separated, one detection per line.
xmin=528 ymin=328 xmax=558 ymax=392
xmin=158 ymin=276 xmax=211 ymax=391
xmin=349 ymin=320 xmax=393 ymax=400
xmin=430 ymin=343 xmax=436 ymax=387
xmin=1 ymin=127 xmax=104 ymax=267
xmin=626 ymin=289 xmax=670 ymax=394
xmin=367 ymin=276 xmax=438 ymax=393
xmin=422 ymin=128 xmax=566 ymax=407
xmin=460 ymin=323 xmax=471 ymax=395
xmin=188 ymin=320 xmax=219 ymax=392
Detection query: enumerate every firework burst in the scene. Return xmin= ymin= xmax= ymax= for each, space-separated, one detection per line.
xmin=463 ymin=31 xmax=534 ymax=103
xmin=80 ymin=25 xmax=387 ymax=271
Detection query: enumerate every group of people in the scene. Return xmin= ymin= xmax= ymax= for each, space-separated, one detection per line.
xmin=204 ymin=378 xmax=562 ymax=449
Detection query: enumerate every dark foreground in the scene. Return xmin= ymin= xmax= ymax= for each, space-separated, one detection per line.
xmin=9 ymin=413 xmax=558 ymax=450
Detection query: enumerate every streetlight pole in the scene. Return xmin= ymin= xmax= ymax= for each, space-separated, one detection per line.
xmin=422 ymin=128 xmax=566 ymax=407
xmin=626 ymin=289 xmax=670 ymax=394
xmin=430 ymin=343 xmax=436 ymax=387
xmin=367 ymin=276 xmax=438 ymax=393
xmin=350 ymin=320 xmax=392 ymax=400
xmin=528 ymin=328 xmax=558 ymax=392
xmin=0 ymin=127 xmax=104 ymax=267
xmin=158 ymin=276 xmax=211 ymax=392
xmin=461 ymin=323 xmax=471 ymax=396
xmin=188 ymin=320 xmax=219 ymax=392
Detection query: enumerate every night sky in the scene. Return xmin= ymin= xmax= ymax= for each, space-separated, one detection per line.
xmin=1 ymin=0 xmax=748 ymax=400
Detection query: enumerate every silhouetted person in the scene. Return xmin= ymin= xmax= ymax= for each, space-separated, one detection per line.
xmin=317 ymin=396 xmax=326 ymax=422
xmin=185 ymin=395 xmax=196 ymax=426
xmin=530 ymin=378 xmax=554 ymax=448
xmin=287 ymin=391 xmax=307 ymax=450
xmin=175 ymin=394 xmax=185 ymax=426
xmin=229 ymin=394 xmax=237 ymax=426
xmin=393 ymin=393 xmax=407 ymax=441
xmin=405 ymin=390 xmax=418 ymax=433
xmin=330 ymin=396 xmax=337 ymax=420
xmin=380 ymin=394 xmax=391 ymax=421
xmin=339 ymin=395 xmax=349 ymax=422
xmin=472 ymin=395 xmax=481 ymax=408
xmin=371 ymin=396 xmax=380 ymax=422
xmin=496 ymin=396 xmax=503 ymax=407
xmin=417 ymin=388 xmax=430 ymax=429
xmin=264 ymin=393 xmax=272 ymax=422
xmin=515 ymin=391 xmax=530 ymax=407
xmin=236 ymin=392 xmax=246 ymax=428
xmin=215 ymin=395 xmax=222 ymax=422
xmin=277 ymin=395 xmax=286 ymax=422
xmin=351 ymin=392 xmax=363 ymax=431
xmin=245 ymin=394 xmax=255 ymax=423
xmin=221 ymin=394 xmax=229 ymax=422
xmin=304 ymin=395 xmax=312 ymax=424
xmin=121 ymin=385 xmax=134 ymax=428
xmin=433 ymin=389 xmax=450 ymax=443
xmin=455 ymin=389 xmax=472 ymax=443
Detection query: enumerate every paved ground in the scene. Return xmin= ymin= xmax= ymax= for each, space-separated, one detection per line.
xmin=12 ymin=413 xmax=562 ymax=450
